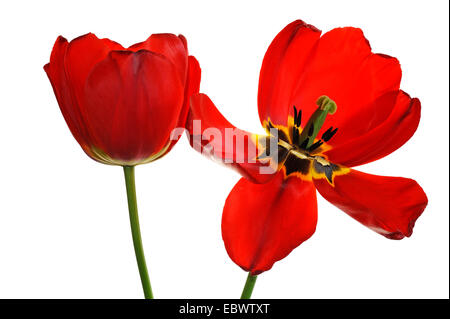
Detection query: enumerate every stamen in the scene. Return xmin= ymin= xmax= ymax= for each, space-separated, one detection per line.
xmin=308 ymin=123 xmax=315 ymax=137
xmin=293 ymin=106 xmax=302 ymax=127
xmin=294 ymin=106 xmax=298 ymax=125
xmin=293 ymin=127 xmax=300 ymax=145
xmin=299 ymin=137 xmax=309 ymax=150
xmin=308 ymin=140 xmax=323 ymax=152
xmin=296 ymin=109 xmax=302 ymax=127
xmin=292 ymin=106 xmax=302 ymax=145
xmin=321 ymin=126 xmax=334 ymax=140
xmin=322 ymin=127 xmax=338 ymax=142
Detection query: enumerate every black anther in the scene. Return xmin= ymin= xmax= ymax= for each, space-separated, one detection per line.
xmin=294 ymin=106 xmax=298 ymax=124
xmin=308 ymin=140 xmax=323 ymax=152
xmin=308 ymin=123 xmax=314 ymax=137
xmin=321 ymin=126 xmax=334 ymax=140
xmin=323 ymin=127 xmax=338 ymax=142
xmin=292 ymin=127 xmax=298 ymax=145
xmin=296 ymin=110 xmax=302 ymax=127
xmin=299 ymin=137 xmax=309 ymax=149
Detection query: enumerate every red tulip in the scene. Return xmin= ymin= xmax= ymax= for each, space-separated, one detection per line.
xmin=44 ymin=32 xmax=201 ymax=298
xmin=45 ymin=33 xmax=201 ymax=165
xmin=187 ymin=20 xmax=427 ymax=278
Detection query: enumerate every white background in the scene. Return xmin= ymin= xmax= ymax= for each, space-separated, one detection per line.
xmin=0 ymin=0 xmax=448 ymax=299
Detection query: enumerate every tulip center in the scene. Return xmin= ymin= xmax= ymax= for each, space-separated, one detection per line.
xmin=261 ymin=96 xmax=341 ymax=181
xmin=273 ymin=96 xmax=344 ymax=183
xmin=291 ymin=95 xmax=338 ymax=153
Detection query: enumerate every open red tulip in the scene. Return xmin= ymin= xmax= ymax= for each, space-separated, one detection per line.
xmin=187 ymin=20 xmax=428 ymax=279
xmin=45 ymin=33 xmax=201 ymax=165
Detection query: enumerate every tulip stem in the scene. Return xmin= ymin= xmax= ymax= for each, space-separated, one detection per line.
xmin=123 ymin=165 xmax=153 ymax=299
xmin=240 ymin=273 xmax=257 ymax=299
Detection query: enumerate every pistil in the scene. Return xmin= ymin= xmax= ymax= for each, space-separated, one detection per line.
xmin=297 ymin=96 xmax=337 ymax=149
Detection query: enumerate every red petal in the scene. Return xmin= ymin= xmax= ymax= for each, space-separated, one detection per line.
xmin=180 ymin=56 xmax=201 ymax=128
xmin=290 ymin=27 xmax=402 ymax=144
xmin=313 ymin=169 xmax=427 ymax=239
xmin=164 ymin=56 xmax=201 ymax=155
xmin=83 ymin=50 xmax=184 ymax=164
xmin=323 ymin=91 xmax=421 ymax=166
xmin=222 ymin=173 xmax=318 ymax=275
xmin=258 ymin=20 xmax=321 ymax=128
xmin=64 ymin=33 xmax=123 ymax=113
xmin=128 ymin=34 xmax=188 ymax=83
xmin=44 ymin=36 xmax=94 ymax=156
xmin=187 ymin=93 xmax=281 ymax=183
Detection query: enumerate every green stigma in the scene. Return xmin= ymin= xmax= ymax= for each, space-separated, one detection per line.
xmin=316 ymin=95 xmax=337 ymax=114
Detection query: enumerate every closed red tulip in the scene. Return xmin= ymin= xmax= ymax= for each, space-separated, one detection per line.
xmin=45 ymin=33 xmax=201 ymax=165
xmin=44 ymin=32 xmax=201 ymax=299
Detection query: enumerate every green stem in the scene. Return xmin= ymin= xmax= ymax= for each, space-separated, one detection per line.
xmin=240 ymin=273 xmax=258 ymax=299
xmin=123 ymin=165 xmax=154 ymax=299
